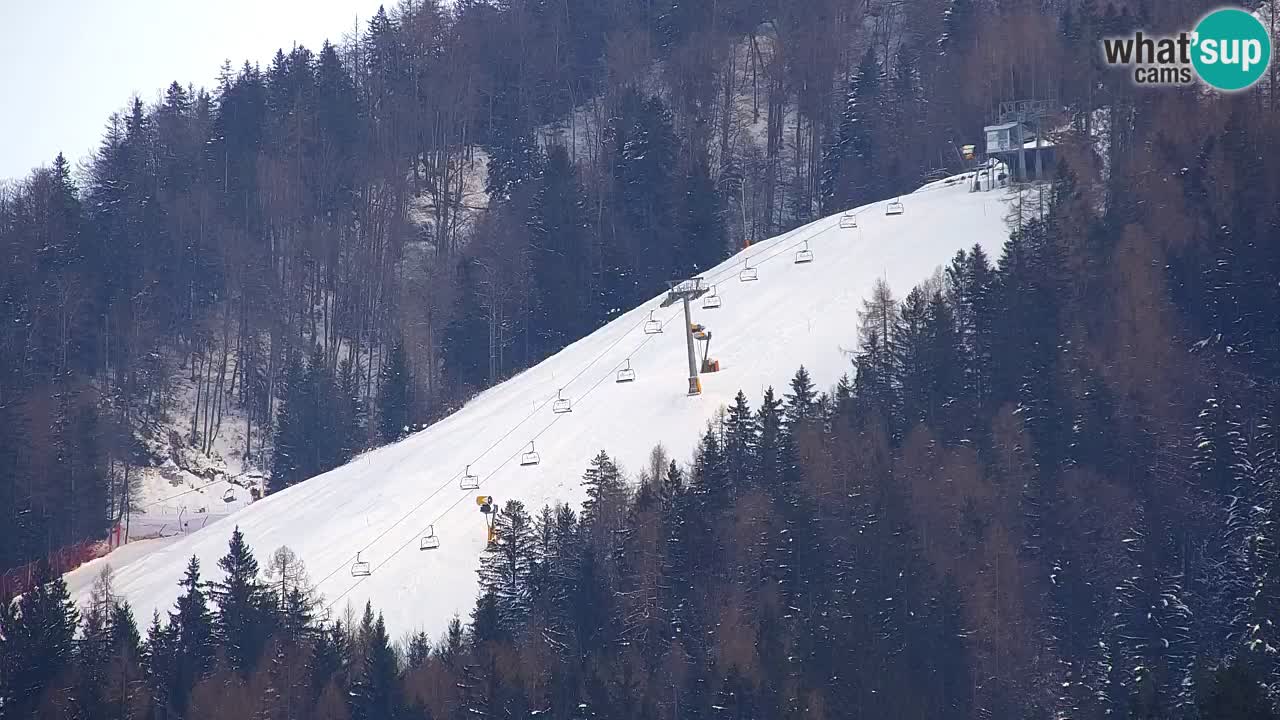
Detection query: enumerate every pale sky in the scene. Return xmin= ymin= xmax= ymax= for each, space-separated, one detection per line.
xmin=0 ymin=0 xmax=390 ymax=182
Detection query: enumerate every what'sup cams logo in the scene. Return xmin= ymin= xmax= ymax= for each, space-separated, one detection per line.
xmin=1102 ymin=7 xmax=1272 ymax=91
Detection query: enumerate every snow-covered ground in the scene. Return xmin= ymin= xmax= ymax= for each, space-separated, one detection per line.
xmin=118 ymin=359 xmax=265 ymax=544
xmin=68 ymin=175 xmax=1013 ymax=637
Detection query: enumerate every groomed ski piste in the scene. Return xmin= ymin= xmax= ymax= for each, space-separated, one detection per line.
xmin=67 ymin=172 xmax=1012 ymax=638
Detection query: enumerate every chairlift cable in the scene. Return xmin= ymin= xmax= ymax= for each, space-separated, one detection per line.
xmin=324 ymin=184 xmax=968 ymax=600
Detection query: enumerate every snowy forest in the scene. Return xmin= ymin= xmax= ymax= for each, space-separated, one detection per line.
xmin=4 ymin=0 xmax=1280 ymax=717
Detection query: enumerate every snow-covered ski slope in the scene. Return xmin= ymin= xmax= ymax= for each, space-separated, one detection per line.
xmin=68 ymin=176 xmax=1011 ymax=636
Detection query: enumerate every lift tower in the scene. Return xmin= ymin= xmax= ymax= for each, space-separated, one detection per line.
xmin=661 ymin=277 xmax=711 ymax=396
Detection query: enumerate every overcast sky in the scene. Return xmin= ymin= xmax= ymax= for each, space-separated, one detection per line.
xmin=0 ymin=1 xmax=389 ymax=182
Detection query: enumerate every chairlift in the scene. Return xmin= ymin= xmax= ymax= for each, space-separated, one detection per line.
xmin=886 ymin=198 xmax=905 ymax=216
xmin=222 ymin=488 xmax=235 ymax=503
xmin=794 ymin=240 xmax=814 ymax=264
xmin=739 ymin=257 xmax=759 ymax=282
xmin=616 ymin=358 xmax=636 ymax=384
xmin=460 ymin=465 xmax=480 ymax=491
xmin=350 ymin=552 xmax=371 ymax=577
xmin=643 ymin=310 xmax=663 ymax=335
xmin=702 ymin=285 xmax=722 ymax=310
xmin=839 ymin=211 xmax=858 ymax=229
xmin=520 ymin=442 xmax=541 ymax=467
xmin=552 ymin=389 xmax=572 ymax=414
xmin=419 ymin=525 xmax=440 ymax=551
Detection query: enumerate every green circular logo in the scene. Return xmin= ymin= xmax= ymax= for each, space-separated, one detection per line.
xmin=1191 ymin=8 xmax=1272 ymax=91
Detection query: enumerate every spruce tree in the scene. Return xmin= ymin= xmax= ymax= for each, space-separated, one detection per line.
xmin=405 ymin=631 xmax=431 ymax=670
xmin=892 ymin=287 xmax=933 ymax=430
xmin=478 ymin=499 xmax=538 ymax=634
xmin=723 ymin=391 xmax=758 ymax=492
xmin=169 ymin=556 xmax=214 ymax=714
xmin=783 ymin=365 xmax=818 ymax=428
xmin=486 ymin=129 xmax=544 ymax=205
xmin=337 ymin=356 xmax=367 ymax=464
xmin=352 ymin=609 xmax=402 ymax=720
xmin=310 ymin=620 xmax=350 ymax=698
xmin=377 ymin=342 xmax=413 ymax=443
xmin=110 ymin=601 xmax=142 ymax=660
xmin=306 ymin=345 xmax=339 ymax=475
xmin=211 ymin=527 xmax=272 ymax=674
xmin=271 ymin=351 xmax=307 ymax=492
xmin=0 ymin=562 xmax=79 ymax=716
xmin=528 ymin=144 xmax=595 ymax=354
xmin=820 ymin=48 xmax=883 ymax=212
xmin=756 ymin=386 xmax=790 ymax=487
xmin=76 ymin=582 xmax=114 ymax=720
xmin=106 ymin=601 xmax=143 ymax=718
xmin=438 ymin=616 xmax=465 ymax=669
xmin=923 ymin=291 xmax=966 ymax=439
xmin=693 ymin=425 xmax=730 ymax=502
xmin=677 ymin=154 xmax=727 ymax=274
xmin=580 ymin=451 xmax=626 ymax=531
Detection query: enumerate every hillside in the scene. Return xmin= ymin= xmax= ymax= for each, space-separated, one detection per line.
xmin=66 ymin=173 xmax=1011 ymax=637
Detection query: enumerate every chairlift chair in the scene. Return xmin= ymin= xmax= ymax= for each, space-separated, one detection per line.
xmin=886 ymin=198 xmax=905 ymax=216
xmin=794 ymin=240 xmax=814 ymax=264
xmin=739 ymin=257 xmax=759 ymax=282
xmin=702 ymin=285 xmax=722 ymax=309
xmin=222 ymin=488 xmax=235 ymax=503
xmin=616 ymin=358 xmax=636 ymax=384
xmin=839 ymin=211 xmax=858 ymax=229
xmin=420 ymin=525 xmax=440 ymax=551
xmin=552 ymin=389 xmax=572 ymax=414
xmin=520 ymin=442 xmax=541 ymax=466
xmin=643 ymin=310 xmax=663 ymax=335
xmin=460 ymin=465 xmax=480 ymax=491
xmin=350 ymin=552 xmax=371 ymax=577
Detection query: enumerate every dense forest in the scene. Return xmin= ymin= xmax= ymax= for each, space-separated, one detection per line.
xmin=4 ymin=0 xmax=1280 ymax=716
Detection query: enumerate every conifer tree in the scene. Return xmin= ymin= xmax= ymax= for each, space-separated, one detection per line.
xmin=486 ymin=130 xmax=544 ymax=205
xmin=169 ymin=556 xmax=214 ymax=713
xmin=76 ymin=571 xmax=115 ymax=720
xmin=310 ymin=620 xmax=350 ymax=699
xmin=106 ymin=601 xmax=143 ymax=718
xmin=946 ymin=245 xmax=996 ymax=413
xmin=377 ymin=342 xmax=413 ymax=443
xmin=337 ymin=356 xmax=367 ymax=464
xmin=528 ymin=144 xmax=595 ymax=354
xmin=893 ymin=287 xmax=933 ymax=430
xmin=580 ymin=451 xmax=626 ymax=532
xmin=352 ymin=609 xmax=402 ymax=720
xmin=755 ymin=386 xmax=790 ymax=487
xmin=693 ymin=425 xmax=730 ymax=502
xmin=0 ymin=562 xmax=79 ymax=716
xmin=271 ymin=351 xmax=308 ymax=492
xmin=783 ymin=365 xmax=818 ymax=428
xmin=110 ymin=601 xmax=142 ymax=660
xmin=306 ymin=344 xmax=340 ymax=475
xmin=211 ymin=527 xmax=273 ymax=674
xmin=437 ymin=616 xmax=465 ymax=669
xmin=478 ymin=499 xmax=538 ymax=634
xmin=677 ymin=154 xmax=727 ymax=274
xmin=406 ymin=631 xmax=431 ymax=670
xmin=820 ymin=48 xmax=883 ymax=211
xmin=723 ymin=391 xmax=758 ymax=492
